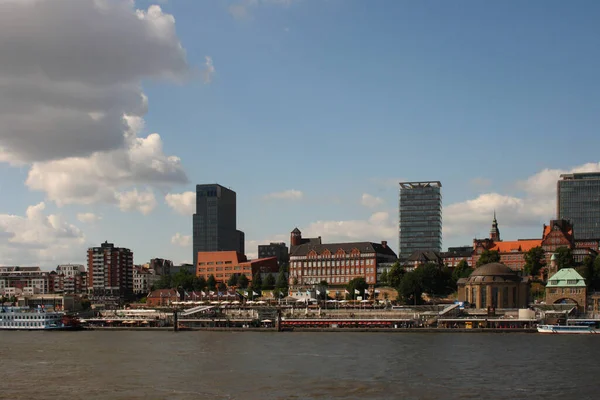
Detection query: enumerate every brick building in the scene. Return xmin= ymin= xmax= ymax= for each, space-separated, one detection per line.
xmin=196 ymin=251 xmax=279 ymax=283
xmin=87 ymin=241 xmax=134 ymax=303
xmin=545 ymin=265 xmax=587 ymax=311
xmin=0 ymin=266 xmax=51 ymax=295
xmin=55 ymin=264 xmax=87 ymax=294
xmin=146 ymin=289 xmax=179 ymax=307
xmin=288 ymin=228 xmax=397 ymax=287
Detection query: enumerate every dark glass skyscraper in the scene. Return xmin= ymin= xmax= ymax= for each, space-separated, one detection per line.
xmin=193 ymin=184 xmax=245 ymax=266
xmin=557 ymin=173 xmax=600 ymax=240
xmin=398 ymin=181 xmax=442 ymax=259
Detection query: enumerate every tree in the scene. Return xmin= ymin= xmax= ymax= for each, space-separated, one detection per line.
xmin=452 ymin=260 xmax=473 ymax=283
xmin=591 ymin=255 xmax=600 ymax=291
xmin=582 ymin=256 xmax=595 ymax=286
xmin=193 ymin=276 xmax=207 ymax=292
xmin=379 ymin=269 xmax=389 ymax=285
xmin=227 ymin=274 xmax=239 ymax=288
xmin=262 ymin=274 xmax=276 ymax=290
xmin=207 ymin=274 xmax=217 ymax=291
xmin=316 ymin=280 xmax=328 ymax=300
xmin=275 ymin=270 xmax=288 ymax=290
xmin=476 ymin=250 xmax=500 ymax=266
xmin=388 ymin=262 xmax=405 ymax=288
xmin=524 ymin=246 xmax=546 ymax=277
xmin=251 ymin=273 xmax=262 ymax=294
xmin=346 ymin=277 xmax=368 ymax=300
xmin=398 ymin=272 xmax=423 ymax=305
xmin=555 ymin=247 xmax=574 ymax=270
xmin=216 ymin=282 xmax=227 ymax=293
xmin=152 ymin=274 xmax=172 ymax=290
xmin=238 ymin=274 xmax=249 ymax=289
xmin=418 ymin=263 xmax=453 ymax=298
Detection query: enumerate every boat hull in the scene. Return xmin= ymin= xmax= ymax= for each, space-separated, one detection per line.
xmin=537 ymin=325 xmax=599 ymax=334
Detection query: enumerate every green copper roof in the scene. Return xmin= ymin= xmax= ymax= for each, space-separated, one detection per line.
xmin=547 ymin=268 xmax=586 ymax=287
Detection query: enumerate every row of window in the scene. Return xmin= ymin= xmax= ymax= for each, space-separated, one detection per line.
xmin=291 ymin=267 xmax=376 ymax=277
xmin=198 ymin=261 xmax=234 ymax=266
xmin=292 ymin=259 xmax=375 ymax=268
xmin=295 ymin=276 xmax=375 ymax=285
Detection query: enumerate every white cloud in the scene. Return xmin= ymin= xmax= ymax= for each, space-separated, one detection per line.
xmin=77 ymin=213 xmax=101 ymax=224
xmin=361 ymin=193 xmax=384 ymax=208
xmin=171 ymin=232 xmax=191 ymax=247
xmin=116 ymin=189 xmax=157 ymax=215
xmin=0 ymin=1 xmax=193 ymax=210
xmin=302 ymin=211 xmax=396 ymax=245
xmin=165 ymin=191 xmax=195 ymax=215
xmin=263 ymin=189 xmax=303 ymax=201
xmin=203 ymin=56 xmax=215 ymax=84
xmin=0 ymin=203 xmax=86 ymax=266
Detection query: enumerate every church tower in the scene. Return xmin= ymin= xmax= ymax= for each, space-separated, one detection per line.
xmin=290 ymin=227 xmax=302 ymax=247
xmin=489 ymin=211 xmax=501 ymax=241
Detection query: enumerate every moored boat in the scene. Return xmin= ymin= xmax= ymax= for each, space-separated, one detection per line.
xmin=0 ymin=306 xmax=79 ymax=330
xmin=537 ymin=324 xmax=599 ymax=334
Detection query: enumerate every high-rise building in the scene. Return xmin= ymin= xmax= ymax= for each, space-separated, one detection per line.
xmin=193 ymin=184 xmax=245 ymax=266
xmin=398 ymin=181 xmax=442 ymax=259
xmin=258 ymin=242 xmax=289 ymax=267
xmin=87 ymin=241 xmax=133 ymax=302
xmin=558 ymin=173 xmax=600 ymax=241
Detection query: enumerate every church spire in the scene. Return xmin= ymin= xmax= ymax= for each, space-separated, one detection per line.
xmin=490 ymin=211 xmax=500 ymax=241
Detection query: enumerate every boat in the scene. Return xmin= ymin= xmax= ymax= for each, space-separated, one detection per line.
xmin=537 ymin=324 xmax=599 ymax=334
xmin=0 ymin=306 xmax=81 ymax=330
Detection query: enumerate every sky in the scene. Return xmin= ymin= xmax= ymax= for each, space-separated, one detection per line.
xmin=0 ymin=0 xmax=599 ymax=269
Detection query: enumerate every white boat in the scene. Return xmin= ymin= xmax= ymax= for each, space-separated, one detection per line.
xmin=0 ymin=306 xmax=66 ymax=330
xmin=537 ymin=324 xmax=599 ymax=334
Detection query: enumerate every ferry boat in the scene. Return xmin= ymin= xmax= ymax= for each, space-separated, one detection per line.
xmin=0 ymin=306 xmax=79 ymax=330
xmin=537 ymin=324 xmax=599 ymax=334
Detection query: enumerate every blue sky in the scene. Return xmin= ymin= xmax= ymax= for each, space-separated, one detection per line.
xmin=0 ymin=0 xmax=599 ymax=268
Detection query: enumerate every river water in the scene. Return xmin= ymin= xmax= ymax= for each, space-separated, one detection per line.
xmin=0 ymin=331 xmax=598 ymax=399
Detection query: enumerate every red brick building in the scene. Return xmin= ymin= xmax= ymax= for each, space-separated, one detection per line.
xmin=146 ymin=289 xmax=178 ymax=307
xmin=288 ymin=228 xmax=397 ymax=287
xmin=196 ymin=251 xmax=278 ymax=283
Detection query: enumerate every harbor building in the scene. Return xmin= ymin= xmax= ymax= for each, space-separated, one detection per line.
xmin=288 ymin=229 xmax=397 ymax=287
xmin=193 ymin=184 xmax=245 ymax=267
xmin=457 ymin=263 xmax=530 ymax=309
xmin=87 ymin=241 xmax=134 ymax=304
xmin=545 ymin=255 xmax=587 ymax=311
xmin=196 ymin=251 xmax=278 ymax=283
xmin=398 ymin=181 xmax=442 ymax=259
xmin=558 ymin=173 xmax=600 ymax=244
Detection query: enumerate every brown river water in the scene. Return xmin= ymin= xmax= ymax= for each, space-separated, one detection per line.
xmin=0 ymin=331 xmax=598 ymax=399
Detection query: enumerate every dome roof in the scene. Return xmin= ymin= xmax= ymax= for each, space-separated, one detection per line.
xmin=466 ymin=262 xmax=520 ymax=284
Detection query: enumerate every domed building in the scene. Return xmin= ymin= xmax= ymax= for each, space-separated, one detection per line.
xmin=457 ymin=263 xmax=530 ymax=309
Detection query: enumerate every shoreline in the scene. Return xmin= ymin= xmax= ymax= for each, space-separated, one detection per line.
xmin=82 ymin=326 xmax=538 ymax=333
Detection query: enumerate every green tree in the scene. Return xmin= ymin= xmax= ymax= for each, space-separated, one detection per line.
xmin=80 ymin=299 xmax=91 ymax=310
xmin=262 ymin=274 xmax=276 ymax=290
xmin=316 ymin=280 xmax=328 ymax=300
xmin=152 ymin=274 xmax=172 ymax=290
xmin=398 ymin=272 xmax=423 ymax=305
xmin=346 ymin=277 xmax=368 ymax=299
xmin=555 ymin=247 xmax=574 ymax=270
xmin=216 ymin=282 xmax=227 ymax=293
xmin=207 ymin=274 xmax=217 ymax=291
xmin=379 ymin=269 xmax=389 ymax=285
xmin=591 ymin=255 xmax=600 ymax=291
xmin=418 ymin=263 xmax=453 ymax=298
xmin=452 ymin=260 xmax=473 ymax=283
xmin=476 ymin=250 xmax=500 ymax=266
xmin=238 ymin=274 xmax=249 ymax=289
xmin=388 ymin=262 xmax=405 ymax=288
xmin=582 ymin=256 xmax=594 ymax=287
xmin=524 ymin=246 xmax=546 ymax=277
xmin=275 ymin=270 xmax=288 ymax=290
xmin=251 ymin=273 xmax=263 ymax=294
xmin=193 ymin=276 xmax=207 ymax=292
xmin=227 ymin=274 xmax=239 ymax=287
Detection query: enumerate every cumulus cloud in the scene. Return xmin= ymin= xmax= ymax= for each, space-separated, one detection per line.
xmin=0 ymin=1 xmax=194 ymax=211
xmin=203 ymin=56 xmax=215 ymax=84
xmin=116 ymin=189 xmax=157 ymax=215
xmin=0 ymin=203 xmax=86 ymax=266
xmin=171 ymin=232 xmax=191 ymax=247
xmin=361 ymin=193 xmax=384 ymax=208
xmin=77 ymin=213 xmax=101 ymax=224
xmin=263 ymin=189 xmax=304 ymax=201
xmin=302 ymin=211 xmax=396 ymax=245
xmin=165 ymin=191 xmax=196 ymax=215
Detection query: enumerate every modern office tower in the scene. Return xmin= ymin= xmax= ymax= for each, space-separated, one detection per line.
xmin=558 ymin=173 xmax=600 ymax=241
xmin=193 ymin=184 xmax=245 ymax=266
xmin=398 ymin=181 xmax=442 ymax=259
xmin=87 ymin=241 xmax=133 ymax=301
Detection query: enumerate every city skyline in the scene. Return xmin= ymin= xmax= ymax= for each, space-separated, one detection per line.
xmin=0 ymin=1 xmax=600 ymax=268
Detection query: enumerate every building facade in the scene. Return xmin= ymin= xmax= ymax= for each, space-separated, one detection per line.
xmin=55 ymin=264 xmax=87 ymax=294
xmin=87 ymin=241 xmax=134 ymax=302
xmin=558 ymin=172 xmax=600 ymax=243
xmin=288 ymin=230 xmax=397 ymax=287
xmin=0 ymin=267 xmax=51 ymax=295
xmin=133 ymin=266 xmax=161 ymax=295
xmin=258 ymin=242 xmax=289 ymax=267
xmin=545 ymin=267 xmax=587 ymax=311
xmin=196 ymin=251 xmax=279 ymax=283
xmin=192 ymin=184 xmax=245 ymax=266
xmin=398 ymin=181 xmax=442 ymax=259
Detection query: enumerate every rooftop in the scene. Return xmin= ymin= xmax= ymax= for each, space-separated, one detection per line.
xmin=547 ymin=268 xmax=586 ymax=287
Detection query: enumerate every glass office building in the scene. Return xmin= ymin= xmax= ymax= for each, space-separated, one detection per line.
xmin=558 ymin=173 xmax=600 ymax=240
xmin=398 ymin=181 xmax=442 ymax=259
xmin=193 ymin=184 xmax=245 ymax=266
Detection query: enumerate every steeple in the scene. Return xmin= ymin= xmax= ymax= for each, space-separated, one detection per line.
xmin=490 ymin=211 xmax=500 ymax=241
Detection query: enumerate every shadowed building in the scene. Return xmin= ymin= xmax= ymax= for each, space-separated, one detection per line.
xmin=398 ymin=181 xmax=442 ymax=259
xmin=457 ymin=263 xmax=530 ymax=309
xmin=193 ymin=184 xmax=245 ymax=266
xmin=558 ymin=173 xmax=600 ymax=243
